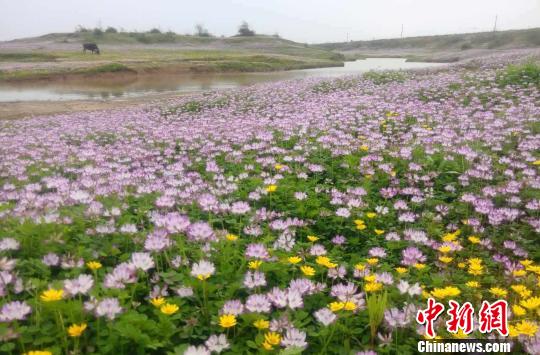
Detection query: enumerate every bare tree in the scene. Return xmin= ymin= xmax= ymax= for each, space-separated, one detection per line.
xmin=195 ymin=24 xmax=211 ymax=37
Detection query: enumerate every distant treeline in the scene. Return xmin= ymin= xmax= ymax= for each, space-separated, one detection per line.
xmin=317 ymin=27 xmax=540 ymax=51
xmin=75 ymin=21 xmax=270 ymax=43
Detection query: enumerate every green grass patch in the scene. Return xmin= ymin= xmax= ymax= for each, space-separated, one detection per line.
xmin=0 ymin=52 xmax=58 ymax=62
xmin=75 ymin=63 xmax=134 ymax=75
xmin=363 ymin=70 xmax=407 ymax=84
xmin=496 ymin=61 xmax=540 ymax=87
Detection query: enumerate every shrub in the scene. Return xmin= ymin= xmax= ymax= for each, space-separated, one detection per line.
xmin=496 ymin=61 xmax=540 ymax=87
xmin=363 ymin=70 xmax=407 ymax=84
xmin=75 ymin=25 xmax=89 ymax=33
xmin=237 ymin=21 xmax=255 ymax=36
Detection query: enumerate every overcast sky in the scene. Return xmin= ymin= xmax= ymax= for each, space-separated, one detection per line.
xmin=1 ymin=0 xmax=539 ymax=43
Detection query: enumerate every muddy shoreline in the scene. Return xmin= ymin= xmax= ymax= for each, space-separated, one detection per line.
xmin=0 ymin=91 xmax=184 ymax=119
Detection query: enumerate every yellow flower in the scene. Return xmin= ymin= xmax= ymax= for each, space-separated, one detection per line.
xmin=366 ymin=212 xmax=377 ymax=219
xmin=262 ymin=341 xmax=274 ymax=350
xmin=442 ymin=233 xmax=457 ymax=242
xmin=508 ymin=325 xmax=519 ymax=337
xmin=67 ymin=323 xmax=87 ymax=337
xmin=300 ymin=265 xmax=315 ymax=277
xmin=248 ymin=260 xmax=263 ymax=270
xmin=414 ymin=263 xmax=426 ymax=270
xmin=226 ymin=234 xmax=238 ymax=241
xmin=316 ymin=256 xmax=337 ymax=268
xmin=307 ymin=235 xmax=319 ymax=242
xmin=219 ymin=314 xmax=237 ymax=328
xmin=466 ymin=281 xmax=479 ymax=288
xmin=366 ymin=258 xmax=379 ymax=265
xmin=40 ymin=289 xmax=64 ymax=302
xmin=253 ymin=319 xmax=270 ymax=330
xmin=438 ymin=245 xmax=452 ymax=253
xmin=430 ymin=286 xmax=461 ymax=299
xmin=266 ymin=185 xmax=277 ymax=193
xmin=520 ymin=296 xmax=540 ymax=310
xmin=86 ymin=261 xmax=102 ymax=270
xmin=360 ymin=145 xmax=369 ymax=151
xmin=468 ymin=236 xmax=480 ymax=244
xmin=356 ymin=224 xmax=366 ymax=230
xmin=452 ymin=329 xmax=468 ymax=339
xmin=364 ymin=274 xmax=376 ymax=283
xmin=264 ymin=332 xmax=281 ymax=346
xmin=287 ymin=256 xmax=302 ymax=264
xmin=374 ymin=229 xmax=385 ymax=235
xmin=329 ymin=302 xmax=345 ymax=312
xmin=514 ymin=320 xmax=538 ymax=337
xmin=512 ymin=304 xmax=526 ymax=317
xmin=532 ymin=160 xmax=540 ymax=165
xmin=439 ymin=256 xmax=453 ymax=264
xmin=160 ymin=303 xmax=179 ymax=315
xmin=520 ymin=259 xmax=534 ymax=267
xmin=511 ymin=285 xmax=532 ymax=299
xmin=395 ymin=267 xmax=408 ymax=274
xmin=513 ymin=269 xmax=527 ymax=277
xmin=468 ymin=263 xmax=484 ymax=276
xmin=24 ymin=352 xmax=53 ymax=355
xmin=197 ymin=274 xmax=211 ymax=281
xmin=489 ymin=287 xmax=507 ymax=298
xmin=457 ymin=262 xmax=466 ymax=269
xmin=274 ymin=164 xmax=283 ymax=170
xmin=343 ymin=301 xmax=357 ymax=311
xmin=365 ymin=282 xmax=383 ymax=293
xmin=526 ymin=265 xmax=540 ymax=275
xmin=355 ymin=263 xmax=366 ymax=271
xmin=354 ymin=219 xmax=367 ymax=230
xmin=150 ymin=297 xmax=166 ymax=307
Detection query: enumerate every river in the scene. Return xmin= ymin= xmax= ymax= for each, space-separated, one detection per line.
xmin=0 ymin=58 xmax=446 ymax=102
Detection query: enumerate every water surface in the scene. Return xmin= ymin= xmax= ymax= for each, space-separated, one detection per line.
xmin=0 ymin=58 xmax=446 ymax=102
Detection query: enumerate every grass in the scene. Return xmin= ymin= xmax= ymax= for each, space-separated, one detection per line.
xmin=496 ymin=61 xmax=540 ymax=87
xmin=0 ymin=63 xmax=134 ymax=81
xmin=0 ymin=32 xmax=347 ymax=82
xmin=74 ymin=63 xmax=134 ymax=74
xmin=191 ymin=55 xmax=342 ymax=73
xmin=316 ymin=27 xmax=540 ymax=51
xmin=0 ymin=48 xmax=344 ymax=81
xmin=0 ymin=53 xmax=58 ymax=62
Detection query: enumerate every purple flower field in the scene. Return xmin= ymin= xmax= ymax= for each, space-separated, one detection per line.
xmin=0 ymin=51 xmax=539 ymax=354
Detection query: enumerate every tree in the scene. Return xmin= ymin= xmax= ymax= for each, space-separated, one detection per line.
xmin=237 ymin=21 xmax=255 ymax=36
xmin=195 ymin=24 xmax=211 ymax=37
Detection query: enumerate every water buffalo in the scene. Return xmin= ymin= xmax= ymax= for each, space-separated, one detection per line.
xmin=83 ymin=43 xmax=100 ymax=54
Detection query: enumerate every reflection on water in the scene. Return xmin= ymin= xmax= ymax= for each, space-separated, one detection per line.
xmin=0 ymin=58 xmax=446 ymax=102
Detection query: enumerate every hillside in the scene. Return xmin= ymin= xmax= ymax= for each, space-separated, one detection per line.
xmin=0 ymin=32 xmax=344 ymax=81
xmin=316 ymin=27 xmax=540 ymax=62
